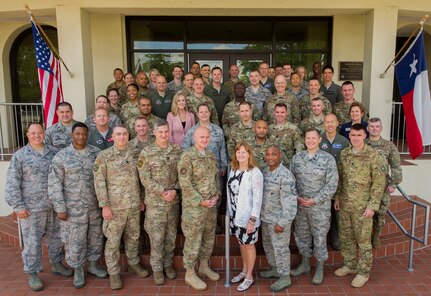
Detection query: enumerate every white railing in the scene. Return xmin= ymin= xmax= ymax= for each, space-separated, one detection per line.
xmin=0 ymin=102 xmax=44 ymax=160
xmin=391 ymin=102 xmax=431 ymax=155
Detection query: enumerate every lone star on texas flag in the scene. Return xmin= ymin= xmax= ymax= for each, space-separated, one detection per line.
xmin=409 ymin=53 xmax=418 ymax=77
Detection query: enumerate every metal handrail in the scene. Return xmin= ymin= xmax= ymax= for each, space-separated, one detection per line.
xmin=387 ymin=185 xmax=430 ymax=271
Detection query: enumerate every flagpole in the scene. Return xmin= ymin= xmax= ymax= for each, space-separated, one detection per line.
xmin=380 ymin=14 xmax=428 ymax=78
xmin=25 ymin=4 xmax=73 ymax=78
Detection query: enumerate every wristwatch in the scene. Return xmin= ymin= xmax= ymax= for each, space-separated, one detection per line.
xmin=249 ymin=216 xmax=257 ymax=223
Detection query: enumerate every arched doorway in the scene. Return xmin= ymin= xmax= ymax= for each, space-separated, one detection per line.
xmin=8 ymin=25 xmax=58 ymax=146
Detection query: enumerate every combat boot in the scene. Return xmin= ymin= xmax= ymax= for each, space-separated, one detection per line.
xmin=312 ymin=261 xmax=324 ymax=285
xmin=153 ymin=271 xmax=165 ymax=285
xmin=260 ymin=266 xmax=281 ymax=278
xmin=164 ymin=265 xmax=177 ymax=279
xmin=88 ymin=260 xmax=108 ymax=278
xmin=198 ymin=259 xmax=220 ymax=281
xmin=128 ymin=263 xmax=150 ymax=277
xmin=185 ymin=269 xmax=207 ymax=291
xmin=290 ymin=256 xmax=311 ymax=277
xmin=334 ymin=265 xmax=357 ymax=277
xmin=28 ymin=272 xmax=44 ymax=291
xmin=109 ymin=274 xmax=122 ymax=290
xmin=270 ymin=275 xmax=292 ymax=292
xmin=52 ymin=261 xmax=73 ymax=277
xmin=351 ymin=274 xmax=369 ymax=288
xmin=73 ymin=265 xmax=85 ymax=289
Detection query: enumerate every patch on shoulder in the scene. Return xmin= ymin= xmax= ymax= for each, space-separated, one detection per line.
xmin=180 ymin=168 xmax=187 ymax=175
xmin=93 ymin=163 xmax=99 ymax=172
xmin=137 ymin=159 xmax=144 ymax=168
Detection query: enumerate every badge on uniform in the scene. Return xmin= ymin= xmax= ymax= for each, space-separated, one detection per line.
xmin=180 ymin=168 xmax=187 ymax=174
xmin=321 ymin=143 xmax=329 ymax=149
xmin=137 ymin=159 xmax=143 ymax=168
xmin=333 ymin=143 xmax=342 ymax=149
xmin=93 ymin=163 xmax=99 ymax=172
xmin=96 ymin=139 xmax=103 ymax=144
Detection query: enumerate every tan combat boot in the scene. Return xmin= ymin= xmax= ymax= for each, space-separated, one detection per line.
xmin=153 ymin=271 xmax=165 ymax=285
xmin=128 ymin=263 xmax=150 ymax=277
xmin=198 ymin=259 xmax=220 ymax=281
xmin=164 ymin=265 xmax=177 ymax=280
xmin=334 ymin=265 xmax=357 ymax=277
xmin=351 ymin=274 xmax=369 ymax=288
xmin=109 ymin=274 xmax=122 ymax=290
xmin=185 ymin=269 xmax=207 ymax=291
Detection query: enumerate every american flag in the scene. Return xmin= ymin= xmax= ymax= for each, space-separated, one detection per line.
xmin=31 ymin=18 xmax=63 ymax=127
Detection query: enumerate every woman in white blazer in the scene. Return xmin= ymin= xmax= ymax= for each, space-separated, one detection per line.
xmin=227 ymin=142 xmax=263 ymax=292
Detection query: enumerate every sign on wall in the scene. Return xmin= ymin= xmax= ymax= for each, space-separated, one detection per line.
xmin=339 ymin=61 xmax=363 ymax=81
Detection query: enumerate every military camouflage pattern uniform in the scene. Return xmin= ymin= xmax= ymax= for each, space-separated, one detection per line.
xmin=287 ymin=87 xmax=309 ymax=101
xmin=138 ymin=142 xmax=182 ymax=273
xmin=226 ymin=121 xmax=256 ymax=158
xmin=84 ymin=113 xmax=122 ymax=131
xmin=45 ymin=121 xmax=77 ymax=149
xmin=290 ymin=150 xmax=339 ymax=262
xmin=250 ymin=137 xmax=273 ymax=171
xmin=182 ymin=123 xmax=227 ymax=173
xmin=334 ymin=145 xmax=387 ymax=276
xmin=365 ymin=137 xmax=402 ymax=238
xmin=177 ymin=147 xmax=220 ymax=271
xmin=48 ymin=144 xmax=103 ymax=268
xmin=128 ymin=135 xmax=155 ymax=161
xmin=299 ymin=115 xmax=325 ymax=134
xmin=93 ymin=146 xmax=142 ymax=276
xmin=106 ymin=81 xmax=125 ymax=95
xmin=179 ymin=87 xmax=193 ymax=97
xmin=5 ymin=144 xmax=64 ymax=273
xmin=167 ymin=80 xmax=183 ymax=93
xmin=333 ymin=100 xmax=369 ymax=125
xmin=222 ymin=78 xmax=242 ymax=96
xmin=186 ymin=93 xmax=219 ymax=126
xmin=125 ymin=114 xmax=161 ymax=139
xmin=262 ymin=92 xmax=301 ymax=125
xmin=245 ymin=85 xmax=272 ymax=117
xmin=120 ymin=101 xmax=140 ymax=124
xmin=221 ymin=100 xmax=259 ymax=139
xmin=299 ymin=95 xmax=332 ymax=120
xmin=261 ymin=163 xmax=298 ymax=275
xmin=268 ymin=122 xmax=304 ymax=167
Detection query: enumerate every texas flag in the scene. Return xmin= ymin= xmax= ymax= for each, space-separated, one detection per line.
xmin=395 ymin=30 xmax=431 ymax=159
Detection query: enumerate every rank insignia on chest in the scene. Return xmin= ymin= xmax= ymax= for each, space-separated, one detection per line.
xmin=93 ymin=163 xmax=99 ymax=172
xmin=137 ymin=160 xmax=143 ymax=168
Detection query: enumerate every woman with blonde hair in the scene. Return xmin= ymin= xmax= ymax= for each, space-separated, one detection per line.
xmin=166 ymin=92 xmax=195 ymax=146
xmin=227 ymin=142 xmax=263 ymax=291
xmin=148 ymin=68 xmax=160 ymax=90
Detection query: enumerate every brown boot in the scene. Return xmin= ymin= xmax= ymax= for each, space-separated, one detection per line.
xmin=128 ymin=263 xmax=150 ymax=278
xmin=164 ymin=265 xmax=177 ymax=280
xmin=109 ymin=274 xmax=122 ymax=290
xmin=198 ymin=259 xmax=220 ymax=281
xmin=153 ymin=271 xmax=164 ymax=285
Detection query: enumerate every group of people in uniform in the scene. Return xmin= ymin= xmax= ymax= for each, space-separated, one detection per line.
xmin=5 ymin=61 xmax=402 ymax=293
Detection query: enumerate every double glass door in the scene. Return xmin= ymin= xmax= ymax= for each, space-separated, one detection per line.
xmin=188 ymin=53 xmax=271 ymax=83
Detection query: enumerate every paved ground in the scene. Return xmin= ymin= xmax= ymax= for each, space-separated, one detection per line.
xmin=0 ymin=242 xmax=430 ymax=296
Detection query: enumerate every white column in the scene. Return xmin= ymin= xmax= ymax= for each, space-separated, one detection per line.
xmin=55 ymin=6 xmax=94 ymax=122
xmin=362 ymin=7 xmax=398 ymax=139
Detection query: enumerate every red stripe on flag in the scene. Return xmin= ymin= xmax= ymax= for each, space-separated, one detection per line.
xmin=402 ymin=90 xmax=423 ymax=159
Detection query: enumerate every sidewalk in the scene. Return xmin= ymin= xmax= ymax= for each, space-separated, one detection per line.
xmin=0 ymin=242 xmax=430 ymax=296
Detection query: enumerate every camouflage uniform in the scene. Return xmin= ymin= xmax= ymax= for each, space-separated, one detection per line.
xmin=178 ymin=147 xmax=220 ymax=271
xmin=179 ymin=87 xmax=193 ymax=97
xmin=268 ymin=122 xmax=304 ymax=167
xmin=222 ymin=78 xmax=243 ymax=96
xmin=263 ymin=92 xmax=301 ymax=125
xmin=290 ymin=150 xmax=339 ymax=262
xmin=48 ymin=144 xmax=103 ymax=268
xmin=287 ymin=87 xmax=309 ymax=101
xmin=120 ymin=101 xmax=140 ymax=124
xmin=167 ymin=80 xmax=183 ymax=94
xmin=221 ymin=100 xmax=259 ymax=139
xmin=334 ymin=145 xmax=387 ymax=276
xmin=226 ymin=121 xmax=256 ymax=158
xmin=109 ymin=105 xmax=122 ymax=117
xmin=84 ymin=113 xmax=122 ymax=131
xmin=299 ymin=95 xmax=332 ymax=121
xmin=333 ymin=100 xmax=369 ymax=125
xmin=5 ymin=144 xmax=64 ymax=273
xmin=204 ymin=84 xmax=231 ymax=124
xmin=250 ymin=137 xmax=273 ymax=171
xmin=261 ymin=164 xmax=298 ymax=275
xmin=106 ymin=81 xmax=125 ymax=95
xmin=365 ymin=138 xmax=402 ymax=238
xmin=245 ymin=85 xmax=272 ymax=118
xmin=182 ymin=123 xmax=227 ymax=172
xmin=138 ymin=142 xmax=182 ymax=272
xmin=93 ymin=146 xmax=142 ymax=276
xmin=299 ymin=115 xmax=325 ymax=134
xmin=125 ymin=114 xmax=161 ymax=139
xmin=45 ymin=121 xmax=77 ymax=149
xmin=128 ymin=135 xmax=155 ymax=161
xmin=186 ymin=93 xmax=219 ymax=126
